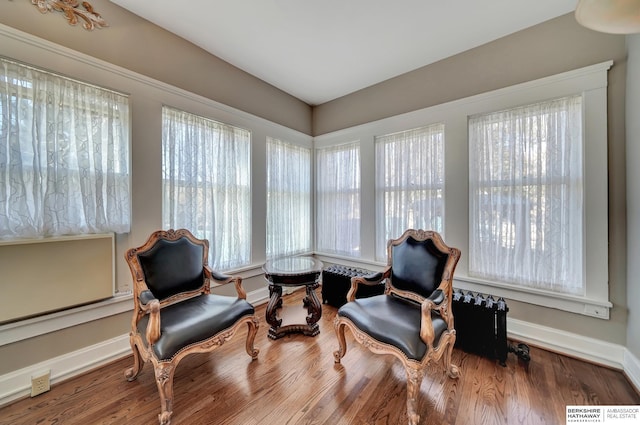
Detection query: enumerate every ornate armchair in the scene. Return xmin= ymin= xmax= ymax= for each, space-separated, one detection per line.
xmin=333 ymin=229 xmax=461 ymax=425
xmin=124 ymin=229 xmax=259 ymax=425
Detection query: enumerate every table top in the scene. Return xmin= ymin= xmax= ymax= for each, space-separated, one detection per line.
xmin=263 ymin=256 xmax=323 ymax=277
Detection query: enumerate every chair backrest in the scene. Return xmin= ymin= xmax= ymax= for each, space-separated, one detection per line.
xmin=388 ymin=230 xmax=454 ymax=298
xmin=133 ymin=230 xmax=207 ymax=301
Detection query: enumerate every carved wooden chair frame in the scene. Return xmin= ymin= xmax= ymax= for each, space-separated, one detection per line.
xmin=124 ymin=229 xmax=259 ymax=425
xmin=333 ymin=229 xmax=461 ymax=425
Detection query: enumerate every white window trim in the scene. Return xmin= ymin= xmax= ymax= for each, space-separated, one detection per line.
xmin=458 ymin=61 xmax=612 ymax=319
xmin=374 ymin=124 xmax=446 ymax=261
xmin=455 ymin=275 xmax=611 ymax=318
xmin=314 ymin=60 xmax=613 ymax=319
xmin=161 ymin=106 xmax=253 ymax=270
xmin=266 ymin=137 xmax=313 ymax=259
xmin=314 ymin=141 xmax=362 ymax=257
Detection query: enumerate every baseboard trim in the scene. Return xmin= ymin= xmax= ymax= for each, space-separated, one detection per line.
xmin=0 ymin=333 xmax=131 ymax=406
xmin=2 ymin=295 xmax=637 ymax=407
xmin=507 ymin=318 xmax=626 ymax=369
xmin=623 ymin=348 xmax=640 ymax=394
xmin=508 ymin=320 xmax=640 ymax=395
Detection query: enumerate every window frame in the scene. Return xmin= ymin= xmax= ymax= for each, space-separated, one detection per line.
xmin=161 ymin=106 xmax=252 ymax=271
xmin=457 ymin=63 xmax=611 ymax=319
xmin=313 ymin=61 xmax=612 ymax=319
xmin=315 ymin=141 xmax=362 ymax=258
xmin=266 ymin=136 xmax=312 ymax=259
xmin=374 ymin=124 xmax=446 ymax=261
xmin=467 ymin=95 xmax=584 ymax=295
xmin=0 ymin=57 xmax=131 ymax=239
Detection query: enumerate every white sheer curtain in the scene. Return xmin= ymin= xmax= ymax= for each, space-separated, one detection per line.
xmin=162 ymin=106 xmax=251 ymax=270
xmin=468 ymin=95 xmax=584 ymax=294
xmin=266 ymin=137 xmax=311 ymax=258
xmin=374 ymin=124 xmax=445 ymax=260
xmin=0 ymin=57 xmax=130 ymax=239
xmin=316 ymin=142 xmax=361 ymax=257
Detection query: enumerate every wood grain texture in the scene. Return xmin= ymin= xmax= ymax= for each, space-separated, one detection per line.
xmin=1 ymin=290 xmax=638 ymax=425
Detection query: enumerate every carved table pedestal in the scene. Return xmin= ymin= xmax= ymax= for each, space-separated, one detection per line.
xmin=262 ymin=256 xmax=323 ymax=340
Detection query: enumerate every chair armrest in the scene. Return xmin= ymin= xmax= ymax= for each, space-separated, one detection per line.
xmin=206 ymin=266 xmax=247 ymax=300
xmin=134 ymin=290 xmax=162 ymax=345
xmin=145 ymin=299 xmax=161 ymax=345
xmin=419 ymin=289 xmax=446 ymax=348
xmin=132 ymin=290 xmax=161 ymax=345
xmin=208 ymin=267 xmax=232 ymax=283
xmin=346 ymin=267 xmax=390 ymax=302
xmin=138 ymin=290 xmax=157 ymax=308
xmin=426 ymin=289 xmax=444 ymax=305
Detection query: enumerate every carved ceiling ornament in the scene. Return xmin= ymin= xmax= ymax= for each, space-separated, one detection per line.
xmin=31 ymin=0 xmax=107 ymax=30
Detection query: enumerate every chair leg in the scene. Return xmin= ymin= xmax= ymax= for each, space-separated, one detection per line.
xmin=245 ymin=316 xmax=260 ymax=359
xmin=444 ymin=339 xmax=460 ymax=379
xmin=405 ymin=366 xmax=424 ymax=425
xmin=124 ymin=336 xmax=143 ymax=381
xmin=333 ymin=319 xmax=348 ymax=363
xmin=153 ymin=362 xmax=176 ymax=425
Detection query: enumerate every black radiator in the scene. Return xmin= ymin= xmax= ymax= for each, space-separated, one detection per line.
xmin=321 ymin=265 xmax=385 ymax=308
xmin=452 ymin=289 xmax=530 ymax=366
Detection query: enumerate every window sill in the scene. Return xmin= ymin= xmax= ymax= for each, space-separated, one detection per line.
xmin=454 ymin=275 xmax=612 ymax=319
xmin=0 ymin=294 xmax=132 ymax=346
xmin=313 ymin=251 xmax=386 ymax=270
xmin=307 ymin=254 xmax=613 ymax=320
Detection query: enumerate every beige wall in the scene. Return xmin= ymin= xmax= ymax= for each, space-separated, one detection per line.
xmin=0 ymin=0 xmax=312 ymax=135
xmin=314 ymin=14 xmax=629 ymax=346
xmin=313 ymin=13 xmax=626 ymax=135
xmin=0 ymin=313 xmax=130 ymax=375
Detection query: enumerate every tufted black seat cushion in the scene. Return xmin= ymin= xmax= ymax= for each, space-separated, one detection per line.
xmin=337 ymin=295 xmax=447 ymax=361
xmin=137 ymin=294 xmax=255 ymax=360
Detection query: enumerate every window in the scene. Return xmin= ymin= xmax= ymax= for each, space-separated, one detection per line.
xmin=0 ymin=57 xmax=130 ymax=238
xmin=266 ymin=137 xmax=311 ymax=258
xmin=162 ymin=106 xmax=251 ymax=270
xmin=468 ymin=95 xmax=584 ymax=295
xmin=374 ymin=124 xmax=445 ymax=260
xmin=316 ymin=142 xmax=360 ymax=257
xmin=311 ymin=62 xmax=610 ymax=317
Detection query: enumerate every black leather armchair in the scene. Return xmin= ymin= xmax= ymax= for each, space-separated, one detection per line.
xmin=333 ymin=229 xmax=460 ymax=425
xmin=124 ymin=229 xmax=259 ymax=425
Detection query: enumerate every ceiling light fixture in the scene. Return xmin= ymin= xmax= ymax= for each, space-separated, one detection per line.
xmin=575 ymin=0 xmax=640 ymax=34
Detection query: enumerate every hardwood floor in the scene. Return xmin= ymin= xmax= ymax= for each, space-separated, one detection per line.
xmin=1 ymin=290 xmax=638 ymax=425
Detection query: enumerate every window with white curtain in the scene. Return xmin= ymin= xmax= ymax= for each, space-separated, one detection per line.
xmin=468 ymin=95 xmax=584 ymax=295
xmin=374 ymin=124 xmax=445 ymax=260
xmin=316 ymin=142 xmax=361 ymax=257
xmin=0 ymin=57 xmax=130 ymax=239
xmin=266 ymin=137 xmax=311 ymax=258
xmin=162 ymin=106 xmax=251 ymax=270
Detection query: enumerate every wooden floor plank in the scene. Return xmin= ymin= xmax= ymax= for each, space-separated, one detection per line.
xmin=1 ymin=289 xmax=638 ymax=425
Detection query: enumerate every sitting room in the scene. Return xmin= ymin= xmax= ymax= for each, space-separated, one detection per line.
xmin=1 ymin=1 xmax=640 ymax=424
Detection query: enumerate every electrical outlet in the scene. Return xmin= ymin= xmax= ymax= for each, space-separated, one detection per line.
xmin=31 ymin=370 xmax=50 ymax=397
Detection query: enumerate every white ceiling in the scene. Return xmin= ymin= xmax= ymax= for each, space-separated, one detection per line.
xmin=111 ymin=0 xmax=578 ymax=106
